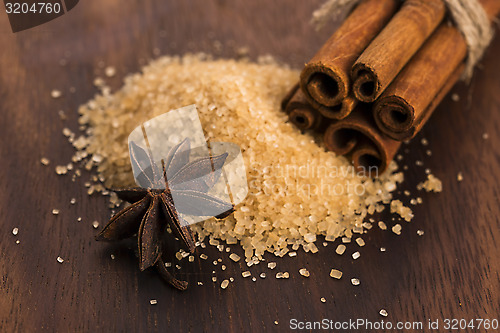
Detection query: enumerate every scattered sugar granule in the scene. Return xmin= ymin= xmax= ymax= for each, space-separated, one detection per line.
xmin=355 ymin=238 xmax=365 ymax=247
xmin=51 ymin=89 xmax=62 ymax=98
xmin=189 ymin=255 xmax=195 ymax=262
xmin=242 ymin=271 xmax=251 ymax=278
xmin=451 ymin=93 xmax=460 ymax=102
xmin=390 ymin=200 xmax=414 ymax=222
xmin=92 ymin=221 xmax=99 ymax=229
xmin=351 ymin=278 xmax=360 ymax=286
xmin=55 ymin=165 xmax=68 ymax=175
xmin=352 ymin=252 xmax=361 ymax=260
xmin=229 ymin=277 xmax=234 ymax=282
xmin=56 ymin=256 xmax=64 ymax=264
xmin=221 ymin=265 xmax=226 ymax=271
xmin=415 ymin=160 xmax=424 ymax=166
xmin=260 ymin=273 xmax=266 ymax=279
xmin=378 ymin=221 xmax=387 ymax=230
xmin=417 ymin=230 xmax=425 ymax=236
xmin=323 ymin=242 xmax=328 ymax=247
xmin=15 ymin=240 xmax=20 ymax=244
xmin=197 ymin=282 xmax=203 ymax=286
xmin=335 ymin=244 xmax=346 ymax=255
xmin=274 ymin=321 xmax=278 ymax=325
xmin=40 ymin=158 xmax=50 ymax=166
xmin=93 ymin=77 xmax=105 ymax=87
xmin=320 ymin=298 xmax=326 ymax=303
xmin=380 ymin=247 xmax=386 ymax=252
xmin=426 ymin=150 xmax=432 ymax=156
xmin=164 ymin=262 xmax=172 ymax=267
xmin=457 ymin=172 xmax=463 ymax=182
xmin=212 ymin=260 xmax=218 ymax=266
xmin=379 ymin=309 xmax=388 ymax=317
xmin=421 ymin=138 xmax=429 ymax=146
xmin=70 ymin=198 xmax=76 ymax=204
xmin=362 ymin=222 xmax=372 ymax=230
xmin=212 ymin=277 xmax=217 ymax=282
xmin=58 ymin=110 xmax=67 ymax=120
xmin=175 ymin=252 xmax=183 ymax=261
xmin=482 ymin=132 xmax=489 ymax=140
xmin=12 ymin=228 xmax=18 ymax=236
xmin=199 ymin=254 xmax=208 ymax=260
xmin=221 ymin=280 xmax=229 ymax=289
xmin=299 ymin=268 xmax=310 ymax=277
xmin=417 ymin=174 xmax=443 ymax=192
xmin=267 ymin=262 xmax=277 ymax=269
xmin=105 ymin=66 xmax=116 ymax=77
xmin=392 ymin=224 xmax=402 ymax=235
xmin=252 ymin=277 xmax=257 ymax=282
xmin=288 ymin=251 xmax=297 ymax=257
xmin=330 ymin=269 xmax=342 ymax=279
xmin=342 ymin=237 xmax=351 ymax=243
xmin=52 ymin=209 xmax=60 ymax=215
xmin=276 ymin=272 xmax=289 ymax=279
xmin=110 ymin=254 xmax=115 ymax=260
xmin=150 ymin=299 xmax=157 ymax=305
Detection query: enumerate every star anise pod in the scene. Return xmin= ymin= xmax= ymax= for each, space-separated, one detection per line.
xmin=96 ymin=138 xmax=234 ymax=290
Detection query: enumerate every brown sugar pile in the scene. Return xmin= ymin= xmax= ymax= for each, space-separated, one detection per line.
xmin=72 ymin=53 xmax=408 ymax=261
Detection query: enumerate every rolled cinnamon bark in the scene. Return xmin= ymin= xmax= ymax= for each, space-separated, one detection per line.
xmin=373 ymin=0 xmax=500 ymax=140
xmin=352 ymin=0 xmax=446 ymax=102
xmin=324 ymin=105 xmax=400 ymax=175
xmin=300 ymin=0 xmax=399 ymax=109
xmin=283 ymin=86 xmax=324 ymax=131
xmin=374 ymin=26 xmax=466 ymax=140
xmin=317 ymin=95 xmax=357 ymax=120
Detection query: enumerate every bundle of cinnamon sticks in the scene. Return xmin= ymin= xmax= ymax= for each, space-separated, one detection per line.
xmin=283 ymin=0 xmax=500 ymax=175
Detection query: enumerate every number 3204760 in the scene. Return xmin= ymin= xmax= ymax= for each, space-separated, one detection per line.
xmin=5 ymin=2 xmax=62 ymax=14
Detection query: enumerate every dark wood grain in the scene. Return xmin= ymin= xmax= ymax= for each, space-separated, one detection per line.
xmin=0 ymin=1 xmax=499 ymax=332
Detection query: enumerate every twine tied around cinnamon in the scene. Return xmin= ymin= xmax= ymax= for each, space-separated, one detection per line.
xmin=311 ymin=0 xmax=494 ymax=80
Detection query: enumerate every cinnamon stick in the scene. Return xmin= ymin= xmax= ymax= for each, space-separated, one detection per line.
xmin=352 ymin=0 xmax=446 ymax=102
xmin=283 ymin=85 xmax=325 ymax=131
xmin=323 ymin=105 xmax=400 ymax=175
xmin=300 ymin=0 xmax=399 ymax=109
xmin=317 ymin=95 xmax=357 ymax=120
xmin=373 ymin=0 xmax=500 ymax=140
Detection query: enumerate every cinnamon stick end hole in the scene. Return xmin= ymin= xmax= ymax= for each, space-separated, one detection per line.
xmin=289 ymin=109 xmax=315 ymax=130
xmin=388 ymin=109 xmax=409 ymax=126
xmin=379 ymin=105 xmax=411 ymax=131
xmin=353 ymin=71 xmax=377 ymax=102
xmin=307 ymin=73 xmax=340 ymax=106
xmin=359 ymin=81 xmax=375 ymax=98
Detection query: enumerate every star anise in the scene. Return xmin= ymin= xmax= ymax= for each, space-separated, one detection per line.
xmin=96 ymin=138 xmax=234 ymax=290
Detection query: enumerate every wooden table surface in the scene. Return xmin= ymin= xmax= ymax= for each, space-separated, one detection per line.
xmin=1 ymin=1 xmax=499 ymax=332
